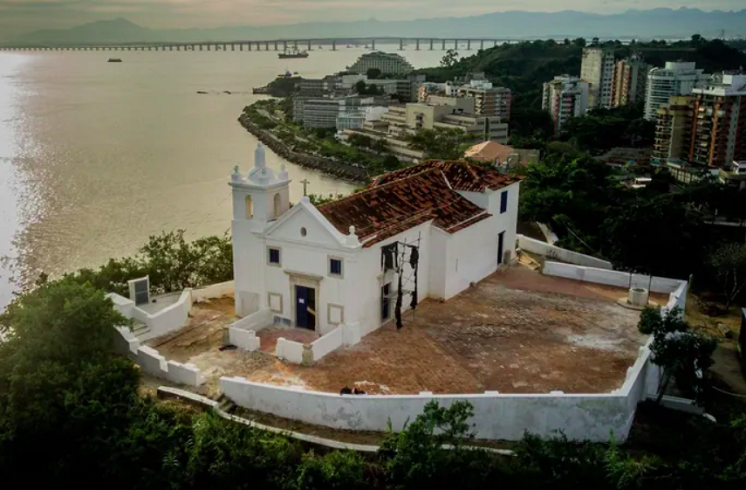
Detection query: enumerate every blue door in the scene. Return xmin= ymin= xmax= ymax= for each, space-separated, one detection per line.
xmin=295 ymin=285 xmax=316 ymax=330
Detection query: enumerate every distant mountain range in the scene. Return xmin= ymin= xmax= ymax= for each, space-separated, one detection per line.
xmin=13 ymin=9 xmax=746 ymax=45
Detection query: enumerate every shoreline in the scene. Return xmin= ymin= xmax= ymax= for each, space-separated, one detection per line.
xmin=237 ymin=111 xmax=369 ymax=183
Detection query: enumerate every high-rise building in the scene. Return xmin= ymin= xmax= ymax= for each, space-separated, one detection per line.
xmin=347 ymin=52 xmax=414 ymax=76
xmin=644 ymin=62 xmax=708 ymax=121
xmin=542 ymin=75 xmax=590 ymax=137
xmin=456 ymin=80 xmax=512 ymax=122
xmin=611 ymin=55 xmax=650 ymax=108
xmin=651 ymin=96 xmax=694 ymax=165
xmin=580 ymin=46 xmax=615 ymax=109
xmin=688 ymin=73 xmax=746 ymax=168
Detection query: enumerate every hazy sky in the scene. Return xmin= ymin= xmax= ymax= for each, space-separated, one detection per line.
xmin=0 ymin=0 xmax=742 ymax=37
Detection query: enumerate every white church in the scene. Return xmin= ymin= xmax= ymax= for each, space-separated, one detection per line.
xmin=230 ymin=143 xmax=521 ymax=338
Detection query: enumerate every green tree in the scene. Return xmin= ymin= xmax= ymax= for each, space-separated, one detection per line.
xmin=405 ymin=128 xmax=476 ymax=160
xmin=637 ymin=306 xmax=717 ymax=404
xmin=440 ymin=49 xmax=459 ymax=68
xmin=366 ymin=67 xmax=382 ymax=79
xmin=708 ymin=242 xmax=746 ymax=309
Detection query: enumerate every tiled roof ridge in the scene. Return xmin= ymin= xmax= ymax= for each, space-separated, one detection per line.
xmin=317 ymin=166 xmax=447 ymax=212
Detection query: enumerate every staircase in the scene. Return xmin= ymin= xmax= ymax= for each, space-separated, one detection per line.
xmin=216 ymin=394 xmax=237 ymax=414
xmin=131 ymin=321 xmax=150 ymax=337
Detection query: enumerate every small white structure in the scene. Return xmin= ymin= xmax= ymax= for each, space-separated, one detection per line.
xmin=231 ymin=143 xmax=521 ymax=340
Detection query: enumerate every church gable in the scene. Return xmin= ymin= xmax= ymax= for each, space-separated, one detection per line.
xmin=266 ymin=204 xmax=344 ymax=248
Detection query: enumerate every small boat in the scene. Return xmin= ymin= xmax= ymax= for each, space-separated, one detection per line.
xmin=108 ymin=58 xmax=123 ymax=63
xmin=278 ymin=49 xmax=309 ymax=59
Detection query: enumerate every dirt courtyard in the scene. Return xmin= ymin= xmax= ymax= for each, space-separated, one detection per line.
xmin=149 ymin=266 xmax=664 ymax=396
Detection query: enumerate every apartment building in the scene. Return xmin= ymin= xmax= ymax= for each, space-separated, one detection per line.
xmin=688 ymin=73 xmax=746 ymax=168
xmin=644 ymin=62 xmax=708 ymax=121
xmin=580 ymin=46 xmax=615 ymax=109
xmin=542 ymin=75 xmax=590 ymax=137
xmin=340 ymin=96 xmax=509 ymax=161
xmin=651 ymin=96 xmax=694 ymax=165
xmin=612 ymin=55 xmax=650 ymax=107
xmin=293 ymin=95 xmax=388 ymax=128
xmin=456 ymin=80 xmax=512 ymax=122
xmin=347 ymin=52 xmax=414 ymax=76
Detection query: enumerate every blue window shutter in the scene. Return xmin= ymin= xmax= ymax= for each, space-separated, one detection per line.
xmin=269 ymin=248 xmax=280 ymax=264
xmin=500 ymin=190 xmax=508 ymax=214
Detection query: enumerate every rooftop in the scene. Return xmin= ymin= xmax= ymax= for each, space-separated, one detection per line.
xmin=369 ymin=159 xmax=521 ymax=192
xmin=464 ymin=141 xmax=516 ymax=163
xmin=317 ymin=167 xmax=491 ymax=247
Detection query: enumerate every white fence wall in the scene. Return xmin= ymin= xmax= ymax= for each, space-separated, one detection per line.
xmin=543 ymin=262 xmax=685 ymax=294
xmin=221 ymin=340 xmax=655 ymax=442
xmin=112 ymin=327 xmax=205 ymax=387
xmin=231 ymin=308 xmax=273 ymax=332
xmin=230 ymin=327 xmax=261 ymax=351
xmin=311 ymin=327 xmax=343 ymax=362
xmin=517 ymin=235 xmax=612 ymax=269
xmin=108 ymin=289 xmax=192 ymax=337
xmin=276 ymin=338 xmax=305 ymax=364
xmin=192 ymin=281 xmax=234 ymax=302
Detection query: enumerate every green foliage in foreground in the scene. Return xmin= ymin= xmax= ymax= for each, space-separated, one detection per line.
xmin=638 ymin=306 xmax=717 ymax=404
xmin=0 ymin=268 xmax=745 ymax=489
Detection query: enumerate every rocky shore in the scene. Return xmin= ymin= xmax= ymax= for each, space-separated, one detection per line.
xmin=238 ymin=112 xmax=369 ymax=182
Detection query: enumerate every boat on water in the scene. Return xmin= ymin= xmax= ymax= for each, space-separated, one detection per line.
xmin=278 ymin=49 xmax=309 ymax=59
xmin=108 ymin=58 xmax=123 ymax=63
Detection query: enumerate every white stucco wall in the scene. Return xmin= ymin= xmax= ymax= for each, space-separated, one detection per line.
xmin=445 ymin=217 xmax=498 ymax=299
xmin=517 ymin=235 xmax=613 ymax=269
xmin=220 ymin=338 xmax=656 ymax=442
xmin=311 ymin=326 xmax=343 ymax=361
xmin=108 ymin=289 xmax=192 ymax=337
xmin=112 ymin=327 xmax=206 ymax=387
xmin=543 ymin=262 xmax=685 ymax=294
xmin=231 ymin=308 xmax=273 ymax=331
xmin=229 ymin=328 xmax=261 ymax=351
xmin=276 ymin=337 xmax=305 ymax=364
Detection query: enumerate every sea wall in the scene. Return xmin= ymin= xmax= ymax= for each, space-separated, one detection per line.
xmin=238 ymin=111 xmax=368 ymax=182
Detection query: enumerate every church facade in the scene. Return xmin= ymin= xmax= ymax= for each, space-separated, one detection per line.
xmin=230 ymin=143 xmax=521 ymax=338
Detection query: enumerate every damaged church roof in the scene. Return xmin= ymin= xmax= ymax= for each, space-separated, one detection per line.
xmin=317 ymin=161 xmax=519 ymax=247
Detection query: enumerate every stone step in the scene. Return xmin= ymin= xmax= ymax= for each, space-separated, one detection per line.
xmin=216 ymin=394 xmax=237 ymax=414
xmin=131 ymin=321 xmax=150 ymax=336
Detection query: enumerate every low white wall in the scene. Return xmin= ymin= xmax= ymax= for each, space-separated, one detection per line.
xmin=221 ymin=335 xmax=658 ymax=443
xmin=112 ymin=327 xmax=205 ymax=387
xmin=543 ymin=262 xmax=685 ymax=294
xmin=311 ymin=327 xmax=343 ymax=362
xmin=192 ymin=281 xmax=234 ymax=302
xmin=276 ymin=337 xmax=305 ymax=364
xmin=230 ymin=327 xmax=260 ymax=351
xmin=113 ymin=326 xmax=140 ymax=357
xmin=108 ymin=289 xmax=193 ymax=337
xmin=221 ymin=377 xmax=637 ymax=442
xmin=166 ymin=360 xmax=206 ymax=386
xmin=231 ymin=308 xmax=273 ymax=332
xmin=136 ymin=345 xmax=168 ymax=377
xmin=518 ymin=235 xmax=612 ymax=269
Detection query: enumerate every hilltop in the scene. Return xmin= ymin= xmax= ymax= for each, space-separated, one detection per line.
xmin=14 ymin=8 xmax=746 ymax=45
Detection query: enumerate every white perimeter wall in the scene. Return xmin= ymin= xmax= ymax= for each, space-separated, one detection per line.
xmin=518 ymin=236 xmax=613 ymax=269
xmin=221 ymin=338 xmax=656 ymax=442
xmin=192 ymin=281 xmax=234 ymax=301
xmin=543 ymin=262 xmax=684 ymax=294
xmin=113 ymin=327 xmax=205 ymax=387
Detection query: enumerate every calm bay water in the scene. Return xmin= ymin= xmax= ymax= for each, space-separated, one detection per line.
xmin=0 ymin=48 xmax=445 ymax=307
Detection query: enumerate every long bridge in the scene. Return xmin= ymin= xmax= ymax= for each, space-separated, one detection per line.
xmin=0 ymin=37 xmax=512 ymax=52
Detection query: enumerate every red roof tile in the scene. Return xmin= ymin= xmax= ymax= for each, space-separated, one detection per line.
xmin=369 ymin=160 xmax=521 ymax=193
xmin=317 ymin=168 xmax=490 ymax=247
